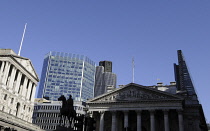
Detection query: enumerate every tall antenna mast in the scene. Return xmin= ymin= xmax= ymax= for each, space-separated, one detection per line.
xmin=18 ymin=23 xmax=27 ymax=56
xmin=132 ymin=57 xmax=135 ymax=83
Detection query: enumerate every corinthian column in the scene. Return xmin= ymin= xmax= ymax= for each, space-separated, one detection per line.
xmin=21 ymin=77 xmax=28 ymax=96
xmin=124 ymin=111 xmax=129 ymax=130
xmin=2 ymin=62 xmax=11 ymax=84
xmin=30 ymin=84 xmax=36 ymax=101
xmin=150 ymin=110 xmax=155 ymax=131
xmin=178 ymin=110 xmax=184 ymax=131
xmin=163 ymin=110 xmax=169 ymax=131
xmin=111 ymin=111 xmax=116 ymax=131
xmin=0 ymin=61 xmax=5 ymax=82
xmin=26 ymin=81 xmax=33 ymax=100
xmin=8 ymin=67 xmax=17 ymax=88
xmin=15 ymin=72 xmax=22 ymax=93
xmin=136 ymin=110 xmax=142 ymax=131
xmin=99 ymin=111 xmax=105 ymax=131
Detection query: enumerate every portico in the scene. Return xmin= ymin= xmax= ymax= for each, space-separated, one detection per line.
xmin=87 ymin=83 xmax=184 ymax=131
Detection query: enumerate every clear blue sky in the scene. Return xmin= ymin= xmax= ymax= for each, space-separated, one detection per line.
xmin=0 ymin=1 xmax=210 ymax=122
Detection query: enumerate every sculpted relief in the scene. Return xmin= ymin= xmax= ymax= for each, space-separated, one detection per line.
xmin=99 ymin=88 xmax=170 ymax=101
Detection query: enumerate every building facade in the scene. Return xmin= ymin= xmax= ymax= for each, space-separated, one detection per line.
xmin=99 ymin=61 xmax=112 ymax=72
xmin=87 ymin=50 xmax=207 ymax=131
xmin=0 ymin=49 xmax=43 ymax=131
xmin=37 ymin=51 xmax=96 ymax=101
xmin=32 ymin=98 xmax=86 ymax=131
xmin=94 ymin=61 xmax=117 ymax=97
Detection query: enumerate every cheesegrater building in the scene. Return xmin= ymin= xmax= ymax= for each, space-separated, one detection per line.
xmin=37 ymin=51 xmax=96 ymax=101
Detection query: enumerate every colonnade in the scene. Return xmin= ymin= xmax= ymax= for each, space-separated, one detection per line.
xmin=0 ymin=61 xmax=36 ymax=101
xmin=98 ymin=109 xmax=184 ymax=131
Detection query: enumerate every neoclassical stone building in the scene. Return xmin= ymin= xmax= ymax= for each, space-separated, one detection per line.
xmin=87 ymin=83 xmax=185 ymax=131
xmin=0 ymin=49 xmax=43 ymax=131
xmin=86 ymin=50 xmax=207 ymax=131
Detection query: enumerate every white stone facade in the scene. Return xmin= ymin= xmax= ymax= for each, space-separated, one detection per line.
xmin=0 ymin=49 xmax=42 ymax=131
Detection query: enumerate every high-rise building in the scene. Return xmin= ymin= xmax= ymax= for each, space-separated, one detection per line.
xmin=37 ymin=51 xmax=96 ymax=101
xmin=0 ymin=49 xmax=43 ymax=131
xmin=174 ymin=50 xmax=199 ymax=104
xmin=99 ymin=61 xmax=112 ymax=72
xmin=174 ymin=50 xmax=196 ymax=95
xmin=94 ymin=61 xmax=116 ymax=97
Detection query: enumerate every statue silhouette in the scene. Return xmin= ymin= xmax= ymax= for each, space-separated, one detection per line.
xmin=58 ymin=95 xmax=76 ymax=128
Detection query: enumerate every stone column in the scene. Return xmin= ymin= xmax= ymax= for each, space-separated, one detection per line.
xmin=150 ymin=110 xmax=155 ymax=131
xmin=8 ymin=67 xmax=17 ymax=88
xmin=163 ymin=110 xmax=169 ymax=131
xmin=21 ymin=77 xmax=28 ymax=96
xmin=30 ymin=84 xmax=36 ymax=101
xmin=99 ymin=111 xmax=105 ymax=131
xmin=136 ymin=110 xmax=142 ymax=131
xmin=15 ymin=72 xmax=22 ymax=93
xmin=0 ymin=61 xmax=5 ymax=82
xmin=178 ymin=110 xmax=184 ymax=131
xmin=111 ymin=111 xmax=117 ymax=131
xmin=124 ymin=111 xmax=129 ymax=130
xmin=26 ymin=81 xmax=32 ymax=100
xmin=2 ymin=62 xmax=11 ymax=84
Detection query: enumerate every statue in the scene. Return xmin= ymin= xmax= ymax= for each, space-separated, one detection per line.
xmin=58 ymin=95 xmax=76 ymax=128
xmin=67 ymin=95 xmax=73 ymax=110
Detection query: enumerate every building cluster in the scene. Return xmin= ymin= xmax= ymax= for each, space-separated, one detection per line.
xmin=0 ymin=48 xmax=208 ymax=131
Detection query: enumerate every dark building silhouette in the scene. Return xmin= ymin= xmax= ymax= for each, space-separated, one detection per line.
xmin=99 ymin=61 xmax=112 ymax=72
xmin=174 ymin=50 xmax=207 ymax=130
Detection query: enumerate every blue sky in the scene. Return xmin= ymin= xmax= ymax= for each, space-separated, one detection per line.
xmin=0 ymin=1 xmax=210 ymax=122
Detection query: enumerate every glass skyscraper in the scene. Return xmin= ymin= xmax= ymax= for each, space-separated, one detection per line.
xmin=37 ymin=51 xmax=96 ymax=101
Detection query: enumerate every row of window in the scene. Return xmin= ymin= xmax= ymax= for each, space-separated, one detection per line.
xmin=34 ymin=105 xmax=61 ymax=110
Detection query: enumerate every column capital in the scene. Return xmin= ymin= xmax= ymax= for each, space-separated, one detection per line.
xmin=99 ymin=111 xmax=105 ymax=114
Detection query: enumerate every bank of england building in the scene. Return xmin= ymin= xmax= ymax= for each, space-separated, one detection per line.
xmin=0 ymin=49 xmax=43 ymax=131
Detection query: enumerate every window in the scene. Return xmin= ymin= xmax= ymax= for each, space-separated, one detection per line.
xmin=4 ymin=94 xmax=7 ymax=100
xmin=11 ymin=98 xmax=14 ymax=104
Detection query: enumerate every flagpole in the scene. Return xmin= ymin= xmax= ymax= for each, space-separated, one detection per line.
xmin=18 ymin=23 xmax=27 ymax=56
xmin=132 ymin=57 xmax=135 ymax=83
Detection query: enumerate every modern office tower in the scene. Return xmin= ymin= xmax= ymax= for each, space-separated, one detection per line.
xmin=94 ymin=61 xmax=116 ymax=97
xmin=37 ymin=51 xmax=96 ymax=101
xmin=174 ymin=50 xmax=196 ymax=95
xmin=0 ymin=49 xmax=43 ymax=131
xmin=174 ymin=50 xmax=198 ymax=104
xmin=33 ymin=98 xmax=86 ymax=131
xmin=99 ymin=61 xmax=112 ymax=72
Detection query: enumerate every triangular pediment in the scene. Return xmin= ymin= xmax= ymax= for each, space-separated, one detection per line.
xmin=13 ymin=56 xmax=39 ymax=80
xmin=88 ymin=83 xmax=183 ymax=103
xmin=0 ymin=49 xmax=39 ymax=81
